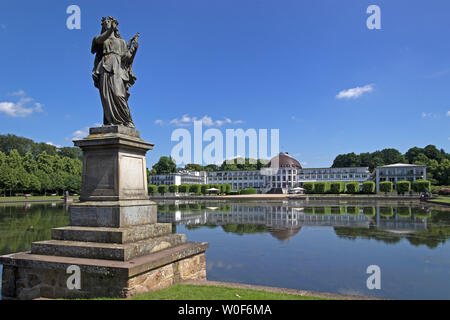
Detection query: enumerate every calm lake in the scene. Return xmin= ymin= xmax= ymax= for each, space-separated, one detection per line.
xmin=1 ymin=199 xmax=449 ymax=299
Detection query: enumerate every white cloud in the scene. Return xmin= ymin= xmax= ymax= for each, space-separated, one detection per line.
xmin=336 ymin=84 xmax=375 ymax=100
xmin=446 ymin=110 xmax=450 ymax=117
xmin=169 ymin=114 xmax=244 ymax=127
xmin=71 ymin=127 xmax=89 ymax=141
xmin=421 ymin=112 xmax=440 ymax=119
xmin=154 ymin=119 xmax=164 ymax=126
xmin=46 ymin=142 xmax=61 ymax=148
xmin=0 ymin=91 xmax=44 ymax=117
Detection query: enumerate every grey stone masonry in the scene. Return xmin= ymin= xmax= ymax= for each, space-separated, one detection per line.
xmin=0 ymin=126 xmax=209 ymax=299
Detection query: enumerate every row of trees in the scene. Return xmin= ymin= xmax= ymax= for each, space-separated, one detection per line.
xmin=148 ymin=156 xmax=270 ymax=175
xmin=302 ymin=180 xmax=431 ymax=195
xmin=0 ymin=149 xmax=82 ymax=196
xmin=148 ymin=183 xmax=258 ymax=195
xmin=149 ymin=183 xmax=232 ymax=195
xmin=332 ymin=145 xmax=449 ymax=185
xmin=303 ymin=181 xmax=375 ymax=194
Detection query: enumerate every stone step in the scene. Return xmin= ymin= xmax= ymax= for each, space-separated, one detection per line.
xmin=51 ymin=223 xmax=172 ymax=244
xmin=31 ymin=234 xmax=186 ymax=261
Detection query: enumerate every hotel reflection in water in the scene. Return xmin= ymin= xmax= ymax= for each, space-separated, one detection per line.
xmin=157 ymin=202 xmax=430 ymax=241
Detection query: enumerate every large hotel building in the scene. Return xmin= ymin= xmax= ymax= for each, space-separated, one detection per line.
xmin=150 ymin=152 xmax=377 ymax=193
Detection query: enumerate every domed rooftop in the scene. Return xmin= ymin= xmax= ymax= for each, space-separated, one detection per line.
xmin=267 ymin=152 xmax=302 ymax=169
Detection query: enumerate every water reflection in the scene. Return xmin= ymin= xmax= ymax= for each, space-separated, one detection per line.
xmin=157 ymin=201 xmax=447 ymax=247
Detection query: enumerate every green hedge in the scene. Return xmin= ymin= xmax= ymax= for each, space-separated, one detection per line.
xmin=413 ymin=180 xmax=431 ymax=193
xmin=189 ymin=184 xmax=201 ymax=194
xmin=169 ymin=185 xmax=178 ymax=193
xmin=201 ymin=184 xmax=211 ymax=195
xmin=240 ymin=188 xmax=257 ymax=195
xmin=346 ymin=182 xmax=360 ymax=194
xmin=221 ymin=184 xmax=232 ymax=194
xmin=330 ymin=182 xmax=345 ymax=194
xmin=303 ymin=182 xmax=315 ymax=194
xmin=315 ymin=182 xmax=330 ymax=194
xmin=362 ymin=181 xmax=375 ymax=194
xmin=379 ymin=181 xmax=393 ymax=194
xmin=148 ymin=185 xmax=158 ymax=194
xmin=158 ymin=185 xmax=168 ymax=195
xmin=396 ymin=181 xmax=411 ymax=195
xmin=178 ymin=184 xmax=189 ymax=193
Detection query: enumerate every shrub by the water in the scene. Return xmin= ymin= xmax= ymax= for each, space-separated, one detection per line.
xmin=379 ymin=181 xmax=393 ymax=194
xmin=346 ymin=182 xmax=360 ymax=194
xmin=396 ymin=181 xmax=411 ymax=195
xmin=148 ymin=185 xmax=158 ymax=194
xmin=189 ymin=184 xmax=201 ymax=194
xmin=346 ymin=206 xmax=360 ymax=215
xmin=413 ymin=180 xmax=431 ymax=193
xmin=330 ymin=182 xmax=345 ymax=194
xmin=397 ymin=207 xmax=411 ymax=217
xmin=240 ymin=188 xmax=257 ymax=195
xmin=178 ymin=184 xmax=188 ymax=193
xmin=169 ymin=185 xmax=178 ymax=193
xmin=201 ymin=184 xmax=211 ymax=195
xmin=380 ymin=206 xmax=394 ymax=217
xmin=362 ymin=181 xmax=375 ymax=194
xmin=158 ymin=185 xmax=168 ymax=195
xmin=315 ymin=182 xmax=330 ymax=194
xmin=303 ymin=182 xmax=315 ymax=194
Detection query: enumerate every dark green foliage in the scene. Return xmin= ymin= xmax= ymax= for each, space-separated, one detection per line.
xmin=178 ymin=184 xmax=188 ymax=193
xmin=362 ymin=181 xmax=375 ymax=194
xmin=413 ymin=179 xmax=431 ymax=192
xmin=189 ymin=184 xmax=201 ymax=194
xmin=239 ymin=188 xmax=257 ymax=195
xmin=158 ymin=185 xmax=168 ymax=195
xmin=303 ymin=182 xmax=315 ymax=194
xmin=329 ymin=182 xmax=345 ymax=194
xmin=148 ymin=185 xmax=158 ymax=194
xmin=201 ymin=184 xmax=211 ymax=195
xmin=379 ymin=181 xmax=393 ymax=194
xmin=315 ymin=182 xmax=330 ymax=194
xmin=151 ymin=156 xmax=176 ymax=174
xmin=0 ymin=148 xmax=82 ymax=196
xmin=345 ymin=182 xmax=360 ymax=194
xmin=396 ymin=181 xmax=411 ymax=195
xmin=169 ymin=185 xmax=178 ymax=193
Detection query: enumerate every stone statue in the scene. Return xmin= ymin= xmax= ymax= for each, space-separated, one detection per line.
xmin=91 ymin=16 xmax=139 ymax=128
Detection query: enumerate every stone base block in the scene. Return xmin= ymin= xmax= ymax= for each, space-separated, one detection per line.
xmin=1 ymin=242 xmax=208 ymax=300
xmin=31 ymin=234 xmax=187 ymax=261
xmin=51 ymin=223 xmax=172 ymax=244
xmin=70 ymin=200 xmax=157 ymax=228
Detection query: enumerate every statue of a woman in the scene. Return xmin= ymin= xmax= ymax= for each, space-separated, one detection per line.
xmin=91 ymin=16 xmax=139 ymax=128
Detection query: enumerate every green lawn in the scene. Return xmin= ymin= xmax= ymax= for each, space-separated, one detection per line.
xmin=0 ymin=195 xmax=79 ymax=202
xmin=96 ymin=284 xmax=328 ymax=300
xmin=429 ymin=197 xmax=450 ymax=204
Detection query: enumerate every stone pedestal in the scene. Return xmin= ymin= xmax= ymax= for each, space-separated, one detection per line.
xmin=0 ymin=126 xmax=208 ymax=299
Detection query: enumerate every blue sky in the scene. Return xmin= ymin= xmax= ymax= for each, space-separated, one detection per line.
xmin=0 ymin=0 xmax=449 ymax=168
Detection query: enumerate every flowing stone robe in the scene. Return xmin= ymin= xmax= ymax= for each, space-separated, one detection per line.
xmin=92 ymin=36 xmax=137 ymax=128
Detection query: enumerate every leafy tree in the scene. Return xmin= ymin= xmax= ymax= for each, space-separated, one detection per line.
xmin=396 ymin=181 xmax=411 ymax=195
xmin=158 ymin=185 xmax=169 ymax=195
xmin=152 ymin=156 xmax=176 ymax=174
xmin=379 ymin=181 xmax=393 ymax=194
xmin=362 ymin=181 xmax=375 ymax=194
xmin=169 ymin=185 xmax=178 ymax=193
xmin=345 ymin=182 xmax=360 ymax=194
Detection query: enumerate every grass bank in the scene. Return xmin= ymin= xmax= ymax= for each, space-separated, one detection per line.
xmin=428 ymin=197 xmax=450 ymax=205
xmin=94 ymin=284 xmax=328 ymax=300
xmin=0 ymin=195 xmax=79 ymax=203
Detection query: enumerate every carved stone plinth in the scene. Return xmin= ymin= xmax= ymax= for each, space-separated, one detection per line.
xmin=0 ymin=126 xmax=209 ymax=299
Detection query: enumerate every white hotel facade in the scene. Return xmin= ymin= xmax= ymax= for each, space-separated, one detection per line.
xmin=150 ymin=153 xmax=373 ymax=192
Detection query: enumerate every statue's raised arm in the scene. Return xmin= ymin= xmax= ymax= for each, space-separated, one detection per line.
xmin=91 ymin=16 xmax=138 ymax=128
